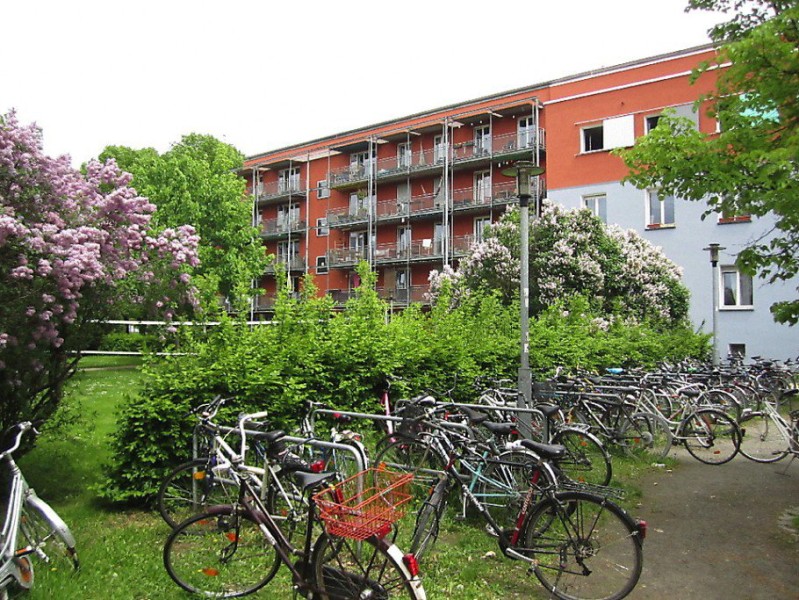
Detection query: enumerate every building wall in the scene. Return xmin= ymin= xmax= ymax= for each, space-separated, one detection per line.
xmin=243 ymin=44 xmax=798 ymax=361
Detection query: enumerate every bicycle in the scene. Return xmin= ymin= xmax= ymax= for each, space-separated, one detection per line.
xmin=0 ymin=422 xmax=79 ymax=599
xmin=158 ymin=396 xmax=311 ymax=531
xmin=163 ymin=410 xmax=425 ymax=599
xmin=405 ymin=426 xmax=645 ymax=600
xmin=738 ymin=389 xmax=799 ymax=464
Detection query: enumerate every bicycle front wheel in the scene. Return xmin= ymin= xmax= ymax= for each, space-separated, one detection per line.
xmin=522 ymin=491 xmax=643 ymax=600
xmin=20 ymin=494 xmax=79 ymax=571
xmin=312 ymin=532 xmax=425 ymax=599
xmin=552 ymin=428 xmax=612 ymax=486
xmin=476 ymin=449 xmax=538 ymax=533
xmin=163 ymin=506 xmax=280 ymax=598
xmin=738 ymin=411 xmax=789 ymax=463
xmin=682 ymin=408 xmax=741 ymax=465
xmin=374 ymin=435 xmax=445 ymax=500
xmin=410 ymin=476 xmax=450 ymax=561
xmin=619 ymin=412 xmax=673 ymax=461
xmin=158 ymin=459 xmax=240 ymax=529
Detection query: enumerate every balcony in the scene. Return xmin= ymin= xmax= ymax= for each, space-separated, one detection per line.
xmin=254 ymin=180 xmax=306 ymax=206
xmin=373 ymin=238 xmax=444 ymax=265
xmin=326 ymin=206 xmax=371 ymax=229
xmin=452 ymin=234 xmax=477 ymax=257
xmin=328 ymin=247 xmax=369 ymax=268
xmin=259 ymin=218 xmax=307 ymax=240
xmin=264 ymin=256 xmax=306 ymax=274
xmin=377 ymin=285 xmax=430 ymax=305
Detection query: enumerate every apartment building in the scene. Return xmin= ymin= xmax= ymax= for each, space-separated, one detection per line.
xmin=243 ymin=44 xmax=797 ymax=361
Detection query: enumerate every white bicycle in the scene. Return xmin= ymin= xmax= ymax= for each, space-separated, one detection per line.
xmin=0 ymin=421 xmax=79 ymax=599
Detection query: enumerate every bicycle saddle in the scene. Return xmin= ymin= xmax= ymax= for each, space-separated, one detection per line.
xmin=518 ymin=439 xmax=567 ymax=460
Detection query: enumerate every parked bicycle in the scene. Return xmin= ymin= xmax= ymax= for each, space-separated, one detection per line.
xmin=0 ymin=422 xmax=79 ymax=599
xmin=738 ymin=389 xmax=799 ymax=464
xmin=402 ymin=423 xmax=645 ymax=600
xmin=163 ymin=410 xmax=425 ymax=599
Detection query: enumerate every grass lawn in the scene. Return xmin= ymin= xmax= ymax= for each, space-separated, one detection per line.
xmin=17 ymin=361 xmax=656 ymax=599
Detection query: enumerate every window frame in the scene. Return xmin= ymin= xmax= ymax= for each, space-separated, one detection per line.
xmin=646 ymin=190 xmax=676 ymax=229
xmin=582 ymin=193 xmax=607 ymax=223
xmin=315 ymin=255 xmax=328 ymax=274
xmin=317 ymin=179 xmax=330 ymax=199
xmin=720 ymin=265 xmax=754 ymax=309
xmin=316 ymin=217 xmax=329 ymax=237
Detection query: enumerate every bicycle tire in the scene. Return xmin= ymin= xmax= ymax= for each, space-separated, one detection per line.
xmin=163 ymin=505 xmax=280 ymax=598
xmin=409 ymin=476 xmax=450 ymax=561
xmin=619 ymin=412 xmax=673 ymax=461
xmin=157 ymin=459 xmax=239 ymax=529
xmin=264 ymin=465 xmax=308 ymax=542
xmin=681 ymin=408 xmax=741 ymax=465
xmin=552 ymin=428 xmax=613 ymax=486
xmin=521 ymin=491 xmax=643 ymax=600
xmin=475 ymin=449 xmax=539 ymax=533
xmin=311 ymin=532 xmax=425 ymax=599
xmin=20 ymin=494 xmax=79 ymax=571
xmin=373 ymin=435 xmax=445 ymax=500
xmin=326 ymin=439 xmax=368 ymax=481
xmin=737 ymin=411 xmax=789 ymax=463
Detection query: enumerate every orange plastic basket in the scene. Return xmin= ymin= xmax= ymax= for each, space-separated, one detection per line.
xmin=313 ymin=468 xmax=414 ymax=540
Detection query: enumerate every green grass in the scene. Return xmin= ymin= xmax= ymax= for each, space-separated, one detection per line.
xmin=17 ymin=367 xmax=663 ymax=599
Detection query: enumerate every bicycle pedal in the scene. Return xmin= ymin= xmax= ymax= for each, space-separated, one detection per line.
xmin=484 ymin=524 xmax=499 ymax=537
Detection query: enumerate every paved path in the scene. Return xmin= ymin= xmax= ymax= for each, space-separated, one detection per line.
xmin=629 ymin=449 xmax=799 ymax=599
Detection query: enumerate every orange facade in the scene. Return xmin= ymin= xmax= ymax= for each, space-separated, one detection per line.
xmin=243 ymin=45 xmax=719 ymax=312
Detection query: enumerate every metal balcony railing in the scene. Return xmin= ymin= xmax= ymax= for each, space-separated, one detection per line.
xmin=253 ymin=180 xmax=306 ymax=204
xmin=328 ymin=247 xmax=369 ymax=268
xmin=377 ymin=285 xmax=430 ymax=305
xmin=259 ymin=218 xmax=307 ymax=237
xmin=265 ymin=256 xmax=306 ymax=273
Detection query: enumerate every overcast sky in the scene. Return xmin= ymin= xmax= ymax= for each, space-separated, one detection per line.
xmin=2 ymin=1 xmax=722 ymax=167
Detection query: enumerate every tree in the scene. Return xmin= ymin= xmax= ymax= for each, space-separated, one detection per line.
xmin=0 ymin=110 xmax=200 ymax=434
xmin=100 ymin=134 xmax=268 ymax=315
xmin=430 ymin=203 xmax=689 ymax=325
xmin=618 ymin=1 xmax=799 ymax=324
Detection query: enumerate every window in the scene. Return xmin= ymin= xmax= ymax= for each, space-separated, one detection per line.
xmin=396 ymin=269 xmax=408 ymax=290
xmin=474 ymin=125 xmax=491 ymax=155
xmin=474 ymin=217 xmax=491 ymax=243
xmin=718 ymin=202 xmax=751 ymax=224
xmin=583 ymin=194 xmax=607 ymax=223
xmin=316 ymin=217 xmax=328 ymax=237
xmin=647 ymin=190 xmax=675 ymax=227
xmin=580 ymin=115 xmax=634 ymax=153
xmin=278 ymin=167 xmax=300 ymax=193
xmin=729 ymin=343 xmax=746 ymax=359
xmin=474 ymin=171 xmax=491 ymax=204
xmin=316 ymin=256 xmax=328 ymax=274
xmin=582 ymin=125 xmax=604 ymax=152
xmin=350 ymin=150 xmax=375 ymax=177
xmin=645 ymin=114 xmax=661 ymax=133
xmin=721 ymin=266 xmax=753 ymax=308
xmin=397 ymin=226 xmax=412 ymax=255
xmin=433 ymin=135 xmax=446 ymax=163
xmin=277 ymin=239 xmax=300 ymax=264
xmin=317 ymin=179 xmax=329 ymax=199
xmin=518 ymin=117 xmax=536 ymax=148
xmin=397 ymin=142 xmax=411 ymax=168
xmin=277 ymin=204 xmax=300 ymax=229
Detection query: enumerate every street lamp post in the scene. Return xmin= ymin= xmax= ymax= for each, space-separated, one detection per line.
xmin=703 ymin=243 xmax=726 ymax=366
xmin=501 ymin=161 xmax=545 ymax=414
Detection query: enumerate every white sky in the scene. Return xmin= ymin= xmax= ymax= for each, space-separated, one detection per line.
xmin=1 ymin=0 xmax=722 ymax=167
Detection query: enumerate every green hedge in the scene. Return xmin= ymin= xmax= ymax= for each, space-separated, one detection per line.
xmin=98 ymin=276 xmax=709 ymax=504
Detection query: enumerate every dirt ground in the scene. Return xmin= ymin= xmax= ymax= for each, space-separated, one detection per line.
xmin=628 ymin=448 xmax=799 ymax=599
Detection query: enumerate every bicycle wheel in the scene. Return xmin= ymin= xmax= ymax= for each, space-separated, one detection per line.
xmin=681 ymin=408 xmax=741 ymax=465
xmin=552 ymin=428 xmax=612 ymax=487
xmin=409 ymin=476 xmax=450 ymax=561
xmin=521 ymin=491 xmax=643 ymax=600
xmin=20 ymin=494 xmax=79 ymax=571
xmin=374 ymin=435 xmax=445 ymax=500
xmin=265 ymin=466 xmax=307 ymax=542
xmin=619 ymin=412 xmax=673 ymax=461
xmin=158 ymin=459 xmax=239 ymax=529
xmin=312 ymin=532 xmax=425 ymax=599
xmin=475 ymin=449 xmax=538 ymax=533
xmin=163 ymin=505 xmax=280 ymax=598
xmin=738 ymin=411 xmax=789 ymax=463
xmin=326 ymin=439 xmax=368 ymax=481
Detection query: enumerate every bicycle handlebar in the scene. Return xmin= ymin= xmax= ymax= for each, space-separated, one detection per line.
xmin=0 ymin=421 xmax=37 ymax=458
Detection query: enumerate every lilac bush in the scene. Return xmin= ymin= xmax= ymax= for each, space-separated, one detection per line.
xmin=0 ymin=110 xmax=199 ymax=430
xmin=430 ymin=202 xmax=689 ymax=324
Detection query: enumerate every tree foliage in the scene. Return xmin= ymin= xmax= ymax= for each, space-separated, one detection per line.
xmin=618 ymin=1 xmax=799 ymax=323
xmin=0 ymin=111 xmax=199 ymax=433
xmin=430 ymin=203 xmax=689 ymax=325
xmin=100 ymin=134 xmax=267 ymax=315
